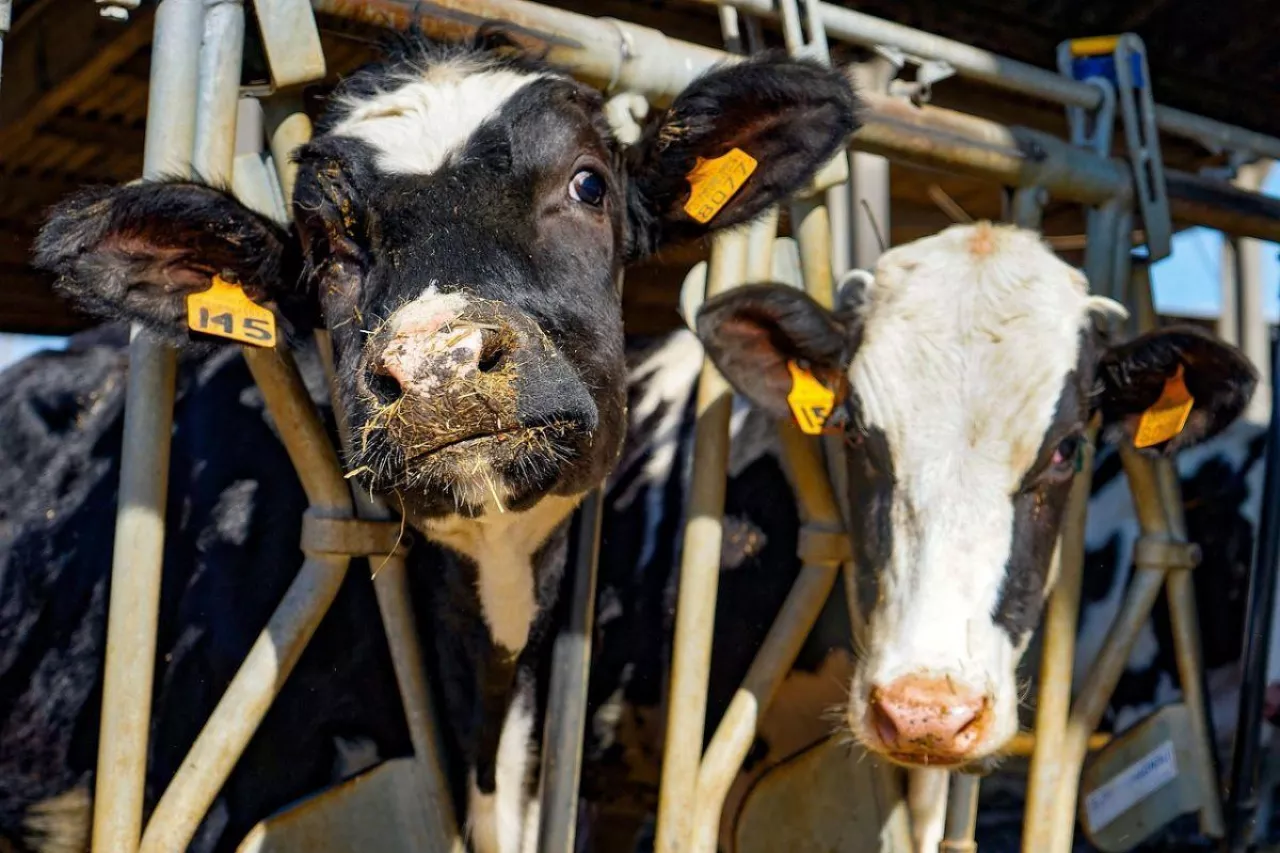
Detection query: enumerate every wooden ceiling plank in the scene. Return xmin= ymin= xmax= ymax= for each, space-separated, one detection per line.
xmin=0 ymin=0 xmax=153 ymax=163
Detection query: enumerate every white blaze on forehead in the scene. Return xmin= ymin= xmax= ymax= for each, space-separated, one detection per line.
xmin=331 ymin=59 xmax=550 ymax=175
xmin=849 ymin=222 xmax=1094 ymax=753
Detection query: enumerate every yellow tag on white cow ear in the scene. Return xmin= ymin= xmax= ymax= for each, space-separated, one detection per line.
xmin=186 ymin=274 xmax=277 ymax=348
xmin=1133 ymin=365 xmax=1194 ymax=449
xmin=787 ymin=360 xmax=837 ymax=435
xmin=683 ymin=148 xmax=758 ymax=224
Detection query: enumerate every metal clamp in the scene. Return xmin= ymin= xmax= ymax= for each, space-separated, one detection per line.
xmin=797 ymin=523 xmax=852 ymax=566
xmin=1058 ymin=34 xmax=1172 ymax=261
xmin=301 ymin=512 xmax=411 ymax=557
xmin=1134 ymin=535 xmax=1202 ymax=572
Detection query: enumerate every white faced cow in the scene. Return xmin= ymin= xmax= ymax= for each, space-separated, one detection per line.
xmin=695 ymin=221 xmax=1256 ymax=772
xmin=33 ymin=34 xmax=859 ymax=853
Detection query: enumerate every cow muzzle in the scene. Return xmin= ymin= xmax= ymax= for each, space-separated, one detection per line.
xmin=361 ymin=298 xmax=596 ymax=471
xmin=863 ymin=674 xmax=993 ymax=766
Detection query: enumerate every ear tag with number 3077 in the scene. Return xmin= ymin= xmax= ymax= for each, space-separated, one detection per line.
xmin=186 ymin=274 xmax=277 ymax=347
xmin=1134 ymin=364 xmax=1194 ymax=449
xmin=787 ymin=360 xmax=839 ymax=435
xmin=684 ymin=147 xmax=758 ymax=224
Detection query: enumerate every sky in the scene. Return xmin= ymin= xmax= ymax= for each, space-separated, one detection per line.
xmin=1149 ymin=167 xmax=1280 ymax=322
xmin=1 ymin=170 xmax=1276 ymax=374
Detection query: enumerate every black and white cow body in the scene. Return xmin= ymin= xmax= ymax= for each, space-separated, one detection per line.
xmin=21 ymin=32 xmax=859 ymax=853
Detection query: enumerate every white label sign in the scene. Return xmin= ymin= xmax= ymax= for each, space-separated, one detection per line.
xmin=1084 ymin=740 xmax=1179 ymax=833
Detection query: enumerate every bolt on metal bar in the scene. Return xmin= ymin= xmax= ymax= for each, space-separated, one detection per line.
xmin=90 ymin=0 xmax=202 ymax=849
xmin=654 ymin=229 xmax=748 ymax=853
xmin=682 ymin=0 xmax=1280 ymax=162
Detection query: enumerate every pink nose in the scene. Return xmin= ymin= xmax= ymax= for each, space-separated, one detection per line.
xmin=868 ymin=675 xmax=990 ymax=763
xmin=374 ymin=307 xmax=511 ymax=399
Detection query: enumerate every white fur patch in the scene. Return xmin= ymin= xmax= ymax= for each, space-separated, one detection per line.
xmin=331 ymin=60 xmax=549 ymax=176
xmin=425 ymin=493 xmax=583 ymax=653
xmin=848 ymin=222 xmax=1096 ymax=757
xmin=468 ymin=690 xmax=538 ymax=853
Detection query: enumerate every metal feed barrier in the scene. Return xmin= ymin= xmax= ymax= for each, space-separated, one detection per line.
xmin=19 ymin=0 xmax=1273 ymax=850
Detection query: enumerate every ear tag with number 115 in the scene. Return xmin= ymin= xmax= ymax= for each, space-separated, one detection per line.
xmin=186 ymin=274 xmax=277 ymax=347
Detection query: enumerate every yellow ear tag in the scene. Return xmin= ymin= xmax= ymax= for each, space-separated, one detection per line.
xmin=186 ymin=274 xmax=277 ymax=347
xmin=787 ymin=360 xmax=838 ymax=435
xmin=683 ymin=147 xmax=758 ymax=224
xmin=1133 ymin=365 xmax=1194 ymax=449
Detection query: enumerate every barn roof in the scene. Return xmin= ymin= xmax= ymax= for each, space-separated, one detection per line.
xmin=0 ymin=0 xmax=1276 ymax=335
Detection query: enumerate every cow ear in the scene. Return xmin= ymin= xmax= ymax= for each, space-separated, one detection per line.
xmin=624 ymin=54 xmax=860 ymax=260
xmin=34 ymin=181 xmax=305 ymax=346
xmin=1095 ymin=326 xmax=1258 ymax=453
xmin=695 ymin=284 xmax=854 ymax=421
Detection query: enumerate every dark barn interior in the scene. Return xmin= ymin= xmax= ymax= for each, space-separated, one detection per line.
xmin=1 ymin=0 xmax=1277 ymax=336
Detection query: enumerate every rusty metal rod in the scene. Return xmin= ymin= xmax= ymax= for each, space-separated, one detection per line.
xmin=90 ymin=0 xmax=202 ymax=848
xmin=655 ymin=229 xmax=748 ymax=853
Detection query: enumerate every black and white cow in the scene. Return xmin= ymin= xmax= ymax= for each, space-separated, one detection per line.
xmin=23 ymin=32 xmax=860 ymax=853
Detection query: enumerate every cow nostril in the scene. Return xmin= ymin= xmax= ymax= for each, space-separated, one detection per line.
xmin=477 ymin=328 xmax=511 ymax=374
xmin=367 ymin=368 xmax=402 ymax=404
xmin=869 ymin=697 xmax=900 ymax=749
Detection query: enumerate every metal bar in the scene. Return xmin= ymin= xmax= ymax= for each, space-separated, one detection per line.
xmin=90 ymin=0 xmax=202 ymax=848
xmin=314 ymin=329 xmax=464 ymax=852
xmin=940 ymin=774 xmax=980 ymax=853
xmin=1235 ymin=161 xmax=1274 ymax=422
xmin=139 ymin=347 xmax=352 ymax=853
xmin=1224 ymin=326 xmax=1280 ymax=851
xmin=192 ymin=0 xmax=245 ymax=184
xmin=262 ymin=95 xmax=313 ymax=203
xmin=304 ymin=0 xmax=1280 ymax=240
xmin=1023 ymin=422 xmax=1098 ymax=852
xmin=681 ymin=0 xmax=1280 ymax=161
xmin=537 ymin=489 xmax=604 ymax=853
xmin=689 ymin=425 xmax=842 ymax=853
xmin=654 ymin=229 xmax=748 ymax=853
xmin=1041 ymin=445 xmax=1181 ymax=853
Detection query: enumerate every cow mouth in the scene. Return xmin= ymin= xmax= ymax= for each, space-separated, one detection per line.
xmin=406 ymin=420 xmax=581 ymax=463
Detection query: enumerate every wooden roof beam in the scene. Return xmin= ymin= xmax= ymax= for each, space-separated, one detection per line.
xmin=0 ymin=0 xmax=153 ymax=162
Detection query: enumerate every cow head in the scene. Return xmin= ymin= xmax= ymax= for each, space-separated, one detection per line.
xmin=35 ymin=37 xmax=859 ymax=534
xmin=695 ymin=222 xmax=1256 ymax=767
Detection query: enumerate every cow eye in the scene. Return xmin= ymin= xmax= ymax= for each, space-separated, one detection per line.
xmin=569 ymin=169 xmax=607 ymax=207
xmin=1050 ymin=434 xmax=1084 ymax=473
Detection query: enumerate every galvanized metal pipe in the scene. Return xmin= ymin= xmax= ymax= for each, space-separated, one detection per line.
xmin=193 ymin=0 xmax=245 ymax=184
xmin=940 ymin=773 xmax=980 ymax=853
xmin=682 ymin=0 xmax=1280 ymax=162
xmin=139 ymin=347 xmax=352 ymax=853
xmin=1041 ymin=445 xmax=1184 ymax=853
xmin=1022 ymin=422 xmax=1098 ymax=853
xmin=538 ymin=489 xmax=604 ymax=853
xmin=655 ymin=230 xmax=748 ymax=853
xmin=689 ymin=426 xmax=843 ymax=853
xmin=90 ymin=0 xmax=202 ymax=849
xmin=1235 ymin=162 xmax=1274 ymax=422
xmin=307 ymin=0 xmax=1280 ymax=240
xmin=0 ymin=0 xmax=10 ymax=97
xmin=262 ymin=96 xmax=313 ymax=203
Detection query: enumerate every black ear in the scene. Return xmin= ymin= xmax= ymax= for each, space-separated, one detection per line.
xmin=695 ymin=284 xmax=854 ymax=421
xmin=1095 ymin=326 xmax=1258 ymax=453
xmin=625 ymin=54 xmax=861 ymax=259
xmin=34 ymin=180 xmax=305 ymax=346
